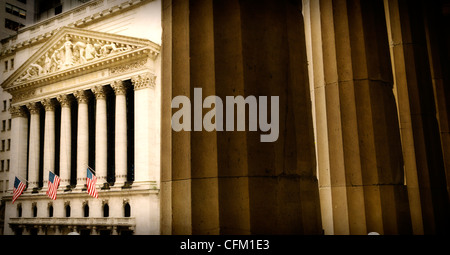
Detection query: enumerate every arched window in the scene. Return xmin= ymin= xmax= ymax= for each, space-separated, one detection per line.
xmin=65 ymin=204 xmax=71 ymax=217
xmin=103 ymin=204 xmax=109 ymax=217
xmin=84 ymin=204 xmax=89 ymax=217
xmin=48 ymin=205 xmax=53 ymax=217
xmin=32 ymin=204 xmax=37 ymax=217
xmin=124 ymin=202 xmax=131 ymax=217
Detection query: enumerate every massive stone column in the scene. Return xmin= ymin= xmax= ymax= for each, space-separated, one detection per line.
xmin=42 ymin=98 xmax=56 ymax=190
xmin=74 ymin=90 xmax=89 ymax=189
xmin=92 ymin=86 xmax=107 ymax=187
xmin=161 ymin=0 xmax=321 ymax=234
xmin=424 ymin=0 xmax=450 ymax=204
xmin=384 ymin=0 xmax=450 ymax=234
xmin=57 ymin=94 xmax=72 ymax=189
xmin=304 ymin=0 xmax=412 ymax=234
xmin=27 ymin=102 xmax=41 ymax=192
xmin=132 ymin=73 xmax=160 ymax=189
xmin=111 ymin=80 xmax=127 ymax=187
xmin=9 ymin=106 xmax=28 ymax=191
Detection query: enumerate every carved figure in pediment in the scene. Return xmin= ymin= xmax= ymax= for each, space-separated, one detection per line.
xmin=74 ymin=41 xmax=87 ymax=64
xmin=50 ymin=50 xmax=62 ymax=72
xmin=30 ymin=63 xmax=44 ymax=76
xmin=100 ymin=42 xmax=127 ymax=57
xmin=17 ymin=65 xmax=39 ymax=82
xmin=44 ymin=53 xmax=52 ymax=74
xmin=59 ymin=35 xmax=74 ymax=68
xmin=85 ymin=39 xmax=96 ymax=61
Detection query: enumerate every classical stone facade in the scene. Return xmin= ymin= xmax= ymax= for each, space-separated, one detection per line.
xmin=1 ymin=0 xmax=161 ymax=235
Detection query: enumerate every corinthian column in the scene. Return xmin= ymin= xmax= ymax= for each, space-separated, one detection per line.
xmin=111 ymin=80 xmax=127 ymax=186
xmin=132 ymin=73 xmax=158 ymax=189
xmin=57 ymin=94 xmax=72 ymax=189
xmin=9 ymin=106 xmax=28 ymax=192
xmin=42 ymin=98 xmax=56 ymax=190
xmin=92 ymin=86 xmax=107 ymax=187
xmin=74 ymin=90 xmax=89 ymax=190
xmin=27 ymin=102 xmax=41 ymax=192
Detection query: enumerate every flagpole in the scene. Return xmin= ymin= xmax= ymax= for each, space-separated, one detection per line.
xmin=87 ymin=165 xmax=96 ymax=175
xmin=16 ymin=174 xmax=28 ymax=184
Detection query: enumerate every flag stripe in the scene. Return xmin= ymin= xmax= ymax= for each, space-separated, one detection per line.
xmin=46 ymin=171 xmax=60 ymax=200
xmin=12 ymin=177 xmax=26 ymax=204
xmin=86 ymin=168 xmax=98 ymax=198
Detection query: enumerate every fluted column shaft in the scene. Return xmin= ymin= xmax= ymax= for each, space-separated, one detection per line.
xmin=74 ymin=90 xmax=89 ymax=189
xmin=92 ymin=86 xmax=107 ymax=186
xmin=57 ymin=95 xmax=72 ymax=189
xmin=27 ymin=103 xmax=41 ymax=191
xmin=304 ymin=0 xmax=411 ymax=234
xmin=9 ymin=106 xmax=28 ymax=191
xmin=111 ymin=80 xmax=127 ymax=186
xmin=42 ymin=99 xmax=56 ymax=190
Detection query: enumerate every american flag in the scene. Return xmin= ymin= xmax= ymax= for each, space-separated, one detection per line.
xmin=86 ymin=168 xmax=98 ymax=198
xmin=12 ymin=177 xmax=26 ymax=204
xmin=46 ymin=171 xmax=60 ymax=200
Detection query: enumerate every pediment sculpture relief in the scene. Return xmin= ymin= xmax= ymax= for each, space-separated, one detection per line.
xmin=15 ymin=35 xmax=136 ymax=83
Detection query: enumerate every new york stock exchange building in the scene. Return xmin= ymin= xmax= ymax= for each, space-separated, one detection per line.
xmin=0 ymin=0 xmax=161 ymax=235
xmin=1 ymin=0 xmax=450 ymax=237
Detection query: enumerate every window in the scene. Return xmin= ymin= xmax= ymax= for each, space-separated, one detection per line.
xmin=2 ymin=120 xmax=5 ymax=131
xmin=65 ymin=204 xmax=71 ymax=217
xmin=3 ymin=100 xmax=6 ymax=111
xmin=6 ymin=159 xmax=10 ymax=171
xmin=1 ymin=140 xmax=5 ymax=151
xmin=32 ymin=204 xmax=37 ymax=217
xmin=0 ymin=160 xmax=3 ymax=171
xmin=5 ymin=3 xmax=26 ymax=19
xmin=5 ymin=18 xmax=25 ymax=31
xmin=0 ymin=180 xmax=3 ymax=193
xmin=103 ymin=204 xmax=109 ymax=217
xmin=8 ymin=119 xmax=11 ymax=130
xmin=10 ymin=59 xmax=14 ymax=70
xmin=7 ymin=139 xmax=10 ymax=150
xmin=17 ymin=204 xmax=22 ymax=217
xmin=124 ymin=203 xmax=131 ymax=217
xmin=84 ymin=204 xmax=89 ymax=217
xmin=48 ymin=205 xmax=53 ymax=217
xmin=4 ymin=61 xmax=7 ymax=72
xmin=55 ymin=5 xmax=62 ymax=15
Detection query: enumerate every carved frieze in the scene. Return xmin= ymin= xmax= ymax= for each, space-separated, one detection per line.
xmin=14 ymin=35 xmax=136 ymax=84
xmin=109 ymin=59 xmax=148 ymax=75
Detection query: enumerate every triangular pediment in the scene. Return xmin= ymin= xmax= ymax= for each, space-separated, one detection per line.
xmin=2 ymin=26 xmax=159 ymax=92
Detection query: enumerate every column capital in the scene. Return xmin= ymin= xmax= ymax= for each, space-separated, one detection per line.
xmin=41 ymin=98 xmax=57 ymax=111
xmin=9 ymin=106 xmax=27 ymax=118
xmin=57 ymin=94 xmax=72 ymax=107
xmin=92 ymin=85 xmax=107 ymax=99
xmin=27 ymin=102 xmax=41 ymax=114
xmin=131 ymin=73 xmax=157 ymax=90
xmin=111 ymin=80 xmax=127 ymax=95
xmin=74 ymin=90 xmax=90 ymax=104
